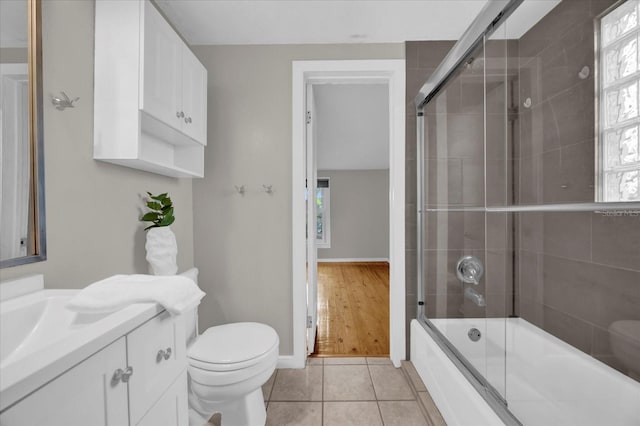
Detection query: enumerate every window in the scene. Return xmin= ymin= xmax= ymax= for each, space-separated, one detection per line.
xmin=598 ymin=0 xmax=640 ymax=201
xmin=316 ymin=178 xmax=330 ymax=248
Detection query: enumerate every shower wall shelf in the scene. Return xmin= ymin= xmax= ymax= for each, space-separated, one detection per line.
xmin=93 ymin=0 xmax=207 ymax=178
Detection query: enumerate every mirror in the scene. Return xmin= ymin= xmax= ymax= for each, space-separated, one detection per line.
xmin=0 ymin=0 xmax=45 ymax=268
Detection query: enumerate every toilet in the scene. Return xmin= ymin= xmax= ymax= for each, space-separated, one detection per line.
xmin=180 ymin=269 xmax=279 ymax=426
xmin=608 ymin=320 xmax=640 ymax=381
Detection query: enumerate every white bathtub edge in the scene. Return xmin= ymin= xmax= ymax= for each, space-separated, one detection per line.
xmin=410 ymin=320 xmax=505 ymax=426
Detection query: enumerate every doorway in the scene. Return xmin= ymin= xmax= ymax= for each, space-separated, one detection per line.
xmin=291 ymin=60 xmax=405 ymax=368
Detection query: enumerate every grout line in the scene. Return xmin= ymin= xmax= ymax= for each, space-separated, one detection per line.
xmin=366 ymin=361 xmax=379 ymax=401
xmin=400 ymin=362 xmax=435 ymax=426
xmin=266 ymin=369 xmax=278 ymax=401
xmin=321 ymin=362 xmax=324 ymax=426
xmin=377 ymin=399 xmax=386 ymax=426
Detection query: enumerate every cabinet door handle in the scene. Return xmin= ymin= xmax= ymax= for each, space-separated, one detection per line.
xmin=156 ymin=347 xmax=172 ymax=362
xmin=176 ymin=111 xmax=184 ymax=118
xmin=184 ymin=116 xmax=192 ymax=124
xmin=111 ymin=366 xmax=134 ymax=385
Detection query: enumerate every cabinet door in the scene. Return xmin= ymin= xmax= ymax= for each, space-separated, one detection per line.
xmin=140 ymin=0 xmax=182 ymax=130
xmin=0 ymin=338 xmax=129 ymax=426
xmin=136 ymin=372 xmax=188 ymax=426
xmin=127 ymin=311 xmax=186 ymax=425
xmin=181 ymin=47 xmax=208 ymax=144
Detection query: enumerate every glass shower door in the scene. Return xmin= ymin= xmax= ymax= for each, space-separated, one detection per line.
xmin=420 ymin=33 xmax=511 ymax=401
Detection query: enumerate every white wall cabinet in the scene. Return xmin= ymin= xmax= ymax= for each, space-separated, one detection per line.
xmin=94 ymin=0 xmax=207 ymax=178
xmin=0 ymin=312 xmax=187 ymax=426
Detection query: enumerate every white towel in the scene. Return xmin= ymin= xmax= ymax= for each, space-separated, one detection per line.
xmin=66 ymin=274 xmax=206 ymax=315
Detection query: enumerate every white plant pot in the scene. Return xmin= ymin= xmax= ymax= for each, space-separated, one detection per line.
xmin=145 ymin=226 xmax=178 ymax=276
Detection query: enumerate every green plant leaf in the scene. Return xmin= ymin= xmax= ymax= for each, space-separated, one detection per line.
xmin=159 ymin=213 xmax=175 ymax=227
xmin=141 ymin=212 xmax=159 ymax=222
xmin=151 ymin=193 xmax=168 ymax=201
xmin=143 ymin=192 xmax=175 ymax=228
xmin=163 ymin=206 xmax=174 ymax=219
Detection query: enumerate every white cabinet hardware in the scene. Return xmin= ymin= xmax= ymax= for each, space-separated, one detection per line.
xmin=157 ymin=347 xmax=172 ymax=362
xmin=112 ymin=366 xmax=134 ymax=384
xmin=0 ymin=313 xmax=187 ymax=426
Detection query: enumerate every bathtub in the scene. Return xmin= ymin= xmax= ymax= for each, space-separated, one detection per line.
xmin=411 ymin=318 xmax=640 ymax=426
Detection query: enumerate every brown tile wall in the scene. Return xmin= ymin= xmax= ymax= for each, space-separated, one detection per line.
xmin=406 ymin=0 xmax=640 ymax=381
xmin=405 ymin=40 xmax=456 ymax=357
xmin=515 ymin=0 xmax=640 ymax=380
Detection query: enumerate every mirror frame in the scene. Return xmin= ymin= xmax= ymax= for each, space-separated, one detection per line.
xmin=1 ymin=0 xmax=46 ymax=268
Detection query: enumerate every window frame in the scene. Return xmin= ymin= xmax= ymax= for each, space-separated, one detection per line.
xmin=316 ymin=177 xmax=331 ymax=249
xmin=596 ymin=0 xmax=640 ymax=202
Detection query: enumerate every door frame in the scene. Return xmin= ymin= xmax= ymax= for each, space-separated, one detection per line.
xmin=291 ymin=60 xmax=406 ymax=368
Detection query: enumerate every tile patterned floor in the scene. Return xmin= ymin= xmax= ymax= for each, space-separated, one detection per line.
xmin=261 ymin=357 xmax=447 ymax=426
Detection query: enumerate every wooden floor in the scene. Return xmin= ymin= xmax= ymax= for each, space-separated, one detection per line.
xmin=313 ymin=262 xmax=390 ymax=357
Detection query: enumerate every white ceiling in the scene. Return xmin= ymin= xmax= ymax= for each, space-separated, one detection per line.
xmin=151 ymin=0 xmax=561 ymax=171
xmin=314 ymin=84 xmax=389 ymax=170
xmin=155 ymin=0 xmax=490 ymax=46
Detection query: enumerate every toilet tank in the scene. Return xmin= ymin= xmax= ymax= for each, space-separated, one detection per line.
xmin=178 ymin=267 xmax=200 ymax=346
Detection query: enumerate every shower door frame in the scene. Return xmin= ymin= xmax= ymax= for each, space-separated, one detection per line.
xmin=414 ymin=0 xmax=523 ymax=425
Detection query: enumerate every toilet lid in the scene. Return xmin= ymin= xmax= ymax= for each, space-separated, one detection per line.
xmin=188 ymin=322 xmax=279 ymax=366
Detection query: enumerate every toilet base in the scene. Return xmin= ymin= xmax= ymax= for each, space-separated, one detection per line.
xmin=190 ymin=387 xmax=266 ymax=426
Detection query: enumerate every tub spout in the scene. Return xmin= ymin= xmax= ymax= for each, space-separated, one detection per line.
xmin=464 ymin=287 xmax=486 ymax=307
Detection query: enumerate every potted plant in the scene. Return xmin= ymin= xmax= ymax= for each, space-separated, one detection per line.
xmin=141 ymin=192 xmax=178 ymax=275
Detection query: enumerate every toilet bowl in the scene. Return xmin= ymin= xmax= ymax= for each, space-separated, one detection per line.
xmin=608 ymin=320 xmax=640 ymax=380
xmin=180 ymin=269 xmax=279 ymax=426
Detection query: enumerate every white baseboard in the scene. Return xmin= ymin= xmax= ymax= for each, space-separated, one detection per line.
xmin=277 ymin=355 xmax=304 ymax=369
xmin=317 ymin=258 xmax=389 ymax=263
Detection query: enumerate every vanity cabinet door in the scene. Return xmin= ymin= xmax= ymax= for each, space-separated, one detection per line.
xmin=180 ymin=47 xmax=208 ymax=145
xmin=136 ymin=371 xmax=188 ymax=426
xmin=127 ymin=311 xmax=186 ymax=425
xmin=0 ymin=338 xmax=129 ymax=426
xmin=140 ymin=0 xmax=182 ymax=130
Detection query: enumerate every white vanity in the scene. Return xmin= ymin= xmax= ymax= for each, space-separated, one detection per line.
xmin=0 ymin=275 xmax=188 ymax=426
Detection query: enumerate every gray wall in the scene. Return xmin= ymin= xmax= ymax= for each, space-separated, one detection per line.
xmin=191 ymin=44 xmax=404 ymax=356
xmin=0 ymin=48 xmax=27 ymax=63
xmin=1 ymin=1 xmax=194 ymax=287
xmin=317 ymin=169 xmax=389 ymax=260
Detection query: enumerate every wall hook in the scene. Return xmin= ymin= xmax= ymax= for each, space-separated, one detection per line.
xmin=234 ymin=185 xmax=246 ymax=196
xmin=51 ymin=91 xmax=79 ymax=111
xmin=262 ymin=184 xmax=273 ymax=194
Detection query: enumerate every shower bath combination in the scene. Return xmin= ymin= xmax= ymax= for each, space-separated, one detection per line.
xmin=410 ymin=0 xmax=640 ymax=425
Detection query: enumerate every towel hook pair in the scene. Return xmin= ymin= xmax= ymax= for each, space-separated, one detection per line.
xmin=234 ymin=184 xmax=273 ymax=195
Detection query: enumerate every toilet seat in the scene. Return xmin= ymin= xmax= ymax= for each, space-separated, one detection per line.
xmin=188 ymin=322 xmax=279 ymax=372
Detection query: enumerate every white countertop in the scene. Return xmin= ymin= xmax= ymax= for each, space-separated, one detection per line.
xmin=0 ymin=287 xmax=164 ymax=412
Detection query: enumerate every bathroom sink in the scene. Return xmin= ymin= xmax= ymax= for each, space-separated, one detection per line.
xmin=0 ymin=289 xmax=110 ymax=367
xmin=0 ymin=279 xmax=164 ymax=412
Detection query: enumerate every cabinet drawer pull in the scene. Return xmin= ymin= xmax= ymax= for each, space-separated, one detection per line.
xmin=184 ymin=116 xmax=192 ymax=124
xmin=112 ymin=366 xmax=134 ymax=385
xmin=156 ymin=347 xmax=172 ymax=362
xmin=176 ymin=111 xmax=184 ymax=118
